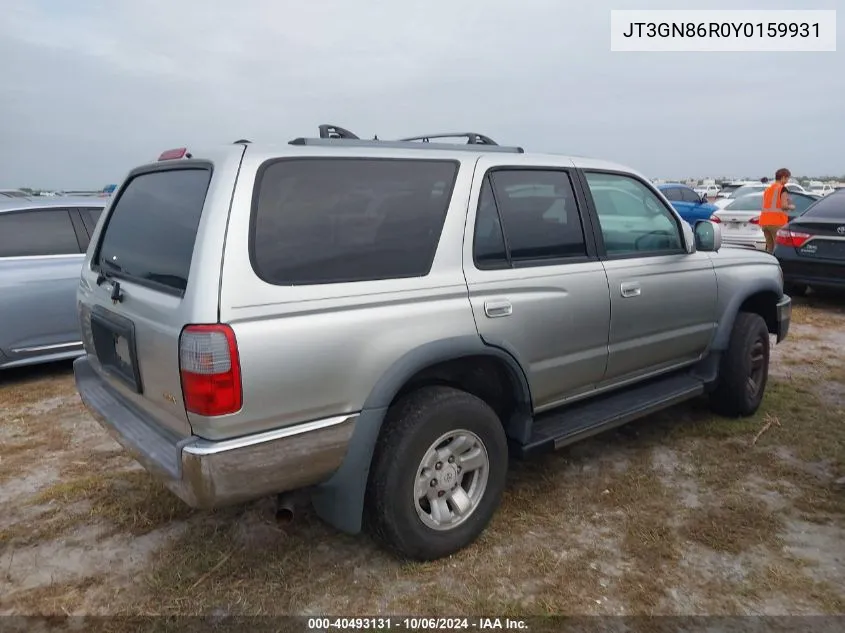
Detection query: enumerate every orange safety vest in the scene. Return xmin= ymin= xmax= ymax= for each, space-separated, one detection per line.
xmin=759 ymin=182 xmax=789 ymax=226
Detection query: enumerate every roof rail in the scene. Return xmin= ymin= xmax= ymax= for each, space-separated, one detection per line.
xmin=289 ymin=124 xmax=524 ymax=153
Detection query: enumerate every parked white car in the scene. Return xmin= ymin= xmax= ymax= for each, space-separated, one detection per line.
xmin=712 ymin=183 xmax=768 ymax=209
xmin=711 ymin=190 xmax=820 ymax=250
xmin=715 ymin=181 xmax=758 ymax=199
xmin=694 ymin=183 xmax=721 ymax=198
xmin=808 ymin=182 xmax=835 ymax=196
xmin=713 ymin=182 xmax=816 ymax=210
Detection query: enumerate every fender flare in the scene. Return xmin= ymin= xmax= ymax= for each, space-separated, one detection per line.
xmin=710 ymin=278 xmax=782 ymax=351
xmin=311 ymin=335 xmax=532 ymax=534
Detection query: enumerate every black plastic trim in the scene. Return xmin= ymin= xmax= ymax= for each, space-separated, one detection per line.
xmin=89 ymin=305 xmax=143 ymax=394
xmin=67 ymin=208 xmax=90 ymax=252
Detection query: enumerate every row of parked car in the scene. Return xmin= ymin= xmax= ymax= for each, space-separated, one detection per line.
xmin=694 ymin=180 xmax=838 ymax=200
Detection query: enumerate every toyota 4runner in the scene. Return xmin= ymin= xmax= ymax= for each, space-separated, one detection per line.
xmin=74 ymin=125 xmax=791 ymax=561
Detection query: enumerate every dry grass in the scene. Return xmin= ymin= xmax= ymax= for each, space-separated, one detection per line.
xmin=740 ymin=563 xmax=845 ymax=614
xmin=1 ymin=471 xmax=197 ymax=548
xmin=0 ymin=414 xmax=74 ymax=485
xmin=825 ymin=363 xmax=845 ymax=385
xmin=681 ymin=496 xmax=784 ymax=555
xmin=791 ymin=296 xmax=845 ymax=327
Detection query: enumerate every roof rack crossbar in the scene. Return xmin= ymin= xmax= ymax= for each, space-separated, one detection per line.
xmin=287 ymin=138 xmax=524 ymax=153
xmin=318 ymin=124 xmax=360 ymax=140
xmin=399 ymin=132 xmax=499 ymax=146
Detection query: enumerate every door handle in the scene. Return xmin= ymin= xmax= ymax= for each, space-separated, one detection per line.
xmin=484 ymin=299 xmax=513 ymax=318
xmin=620 ymin=282 xmax=641 ymax=298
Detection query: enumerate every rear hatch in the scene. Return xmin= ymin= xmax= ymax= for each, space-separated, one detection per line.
xmin=78 ymin=148 xmax=244 ymax=438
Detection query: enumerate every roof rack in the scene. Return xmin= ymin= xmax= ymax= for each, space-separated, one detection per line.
xmin=318 ymin=124 xmax=360 ymax=140
xmin=399 ymin=132 xmax=499 ymax=146
xmin=289 ymin=124 xmax=524 ymax=153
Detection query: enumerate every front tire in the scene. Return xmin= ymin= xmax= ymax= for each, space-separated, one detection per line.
xmin=709 ymin=312 xmax=770 ymax=417
xmin=366 ymin=386 xmax=508 ymax=561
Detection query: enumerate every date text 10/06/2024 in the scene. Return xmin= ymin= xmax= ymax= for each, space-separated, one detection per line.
xmin=307 ymin=618 xmax=528 ymax=631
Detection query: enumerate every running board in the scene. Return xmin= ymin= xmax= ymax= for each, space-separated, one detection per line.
xmin=517 ymin=373 xmax=705 ymax=458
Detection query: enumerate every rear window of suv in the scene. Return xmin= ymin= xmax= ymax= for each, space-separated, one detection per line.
xmin=95 ymin=167 xmax=212 ymax=294
xmin=251 ymin=158 xmax=459 ymax=285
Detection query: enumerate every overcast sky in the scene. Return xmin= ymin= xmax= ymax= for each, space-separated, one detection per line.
xmin=1 ymin=0 xmax=841 ymax=189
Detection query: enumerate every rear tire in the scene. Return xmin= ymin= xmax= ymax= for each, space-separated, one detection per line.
xmin=784 ymin=282 xmax=808 ymax=297
xmin=366 ymin=386 xmax=508 ymax=561
xmin=709 ymin=312 xmax=770 ymax=417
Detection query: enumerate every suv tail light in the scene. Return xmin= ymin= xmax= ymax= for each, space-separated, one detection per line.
xmin=775 ymin=229 xmax=811 ymax=248
xmin=709 ymin=215 xmax=721 ymax=223
xmin=179 ymin=324 xmax=242 ymax=416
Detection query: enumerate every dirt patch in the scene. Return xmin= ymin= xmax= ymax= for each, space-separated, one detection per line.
xmin=2 ymin=299 xmax=845 ymax=617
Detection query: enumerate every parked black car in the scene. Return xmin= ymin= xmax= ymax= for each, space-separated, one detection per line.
xmin=773 ymin=190 xmax=845 ymax=296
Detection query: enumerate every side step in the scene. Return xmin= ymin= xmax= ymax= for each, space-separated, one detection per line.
xmin=517 ymin=373 xmax=705 ymax=458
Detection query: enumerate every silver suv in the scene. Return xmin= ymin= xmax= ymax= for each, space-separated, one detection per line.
xmin=74 ymin=125 xmax=791 ymax=560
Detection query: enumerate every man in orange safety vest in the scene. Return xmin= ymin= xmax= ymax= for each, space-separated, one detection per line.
xmin=759 ymin=168 xmax=796 ymax=253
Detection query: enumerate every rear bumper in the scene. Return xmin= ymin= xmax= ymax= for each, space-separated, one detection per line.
xmin=722 ymin=235 xmax=766 ymax=251
xmin=776 ymin=294 xmax=791 ymax=343
xmin=779 ymin=257 xmax=845 ymax=290
xmin=73 ymin=356 xmax=356 ymax=509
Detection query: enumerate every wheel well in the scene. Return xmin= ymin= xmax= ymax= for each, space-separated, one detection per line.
xmin=390 ymin=355 xmax=527 ymax=437
xmin=739 ymin=291 xmax=780 ymax=335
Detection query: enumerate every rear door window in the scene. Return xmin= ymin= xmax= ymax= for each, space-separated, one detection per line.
xmin=486 ymin=169 xmax=588 ymax=263
xmin=662 ymin=187 xmax=682 ymax=202
xmin=0 ymin=208 xmax=81 ymax=257
xmin=251 ymin=158 xmax=459 ymax=285
xmin=95 ymin=168 xmax=212 ymax=294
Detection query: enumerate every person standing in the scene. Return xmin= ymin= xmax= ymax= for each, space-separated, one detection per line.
xmin=759 ymin=168 xmax=796 ymax=253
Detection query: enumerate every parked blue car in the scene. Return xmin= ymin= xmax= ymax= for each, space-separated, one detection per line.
xmin=656 ymin=183 xmax=718 ymax=226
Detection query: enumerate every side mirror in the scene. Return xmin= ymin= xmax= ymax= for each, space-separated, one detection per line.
xmin=694 ymin=220 xmax=722 ymax=252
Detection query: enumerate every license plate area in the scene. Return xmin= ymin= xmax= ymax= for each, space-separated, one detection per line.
xmin=798 ymin=240 xmax=845 ymax=261
xmin=90 ymin=306 xmax=143 ymax=393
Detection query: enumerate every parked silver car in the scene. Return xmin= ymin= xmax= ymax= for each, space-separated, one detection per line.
xmin=74 ymin=127 xmax=790 ymax=561
xmin=0 ymin=197 xmax=106 ymax=369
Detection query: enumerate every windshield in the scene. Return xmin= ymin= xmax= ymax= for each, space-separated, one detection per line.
xmin=725 ymin=195 xmax=763 ymax=211
xmin=730 ymin=185 xmax=766 ymax=198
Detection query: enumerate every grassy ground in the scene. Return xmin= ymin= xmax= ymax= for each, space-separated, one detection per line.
xmin=1 ymin=295 xmax=844 ymax=618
